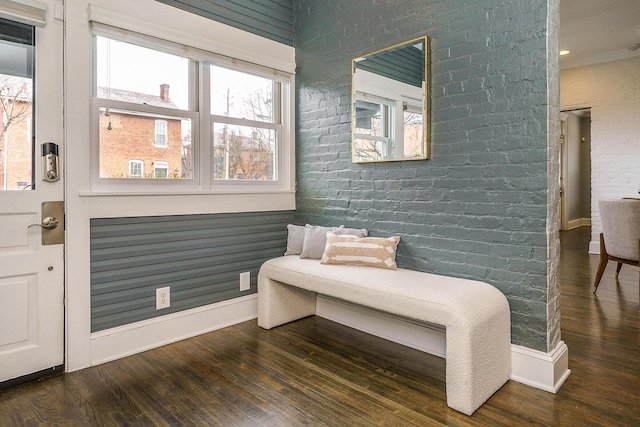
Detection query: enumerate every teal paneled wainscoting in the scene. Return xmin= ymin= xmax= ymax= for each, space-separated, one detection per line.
xmin=90 ymin=210 xmax=294 ymax=332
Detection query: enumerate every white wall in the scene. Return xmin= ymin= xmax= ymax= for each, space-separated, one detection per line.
xmin=560 ymin=56 xmax=640 ymax=252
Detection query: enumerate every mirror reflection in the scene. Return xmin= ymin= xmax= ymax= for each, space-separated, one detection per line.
xmin=352 ymin=37 xmax=429 ymax=163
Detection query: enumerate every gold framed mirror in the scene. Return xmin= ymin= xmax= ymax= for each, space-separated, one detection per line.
xmin=351 ymin=36 xmax=430 ymax=163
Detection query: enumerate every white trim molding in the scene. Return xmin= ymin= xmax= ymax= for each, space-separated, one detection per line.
xmin=568 ymin=218 xmax=591 ymax=230
xmin=511 ymin=341 xmax=571 ymax=393
xmin=90 ymin=294 xmax=257 ymax=366
xmin=87 ymin=3 xmax=295 ymax=74
xmin=89 ymin=293 xmax=571 ymax=396
xmin=0 ymin=0 xmax=46 ymax=26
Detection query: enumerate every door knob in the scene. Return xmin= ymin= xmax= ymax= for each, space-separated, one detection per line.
xmin=28 ymin=216 xmax=59 ymax=230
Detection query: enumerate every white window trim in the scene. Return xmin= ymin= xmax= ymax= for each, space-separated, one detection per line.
xmin=87 ymin=4 xmax=295 ymax=75
xmin=0 ymin=0 xmax=46 ymax=27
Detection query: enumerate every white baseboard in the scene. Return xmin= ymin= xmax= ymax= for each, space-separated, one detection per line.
xmin=316 ymin=296 xmax=571 ymax=394
xmin=90 ymin=294 xmax=258 ymax=366
xmin=568 ymin=218 xmax=591 ymax=230
xmin=511 ymin=341 xmax=571 ymax=393
xmin=89 ymin=293 xmax=571 ymax=395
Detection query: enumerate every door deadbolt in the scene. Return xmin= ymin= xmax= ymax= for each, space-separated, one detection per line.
xmin=28 ymin=216 xmax=59 ymax=230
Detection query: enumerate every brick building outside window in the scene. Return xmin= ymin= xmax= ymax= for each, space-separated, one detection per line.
xmin=98 ymin=84 xmax=185 ymax=179
xmin=0 ymin=75 xmax=33 ymax=190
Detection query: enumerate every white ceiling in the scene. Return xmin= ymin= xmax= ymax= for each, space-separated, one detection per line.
xmin=560 ymin=0 xmax=640 ymax=69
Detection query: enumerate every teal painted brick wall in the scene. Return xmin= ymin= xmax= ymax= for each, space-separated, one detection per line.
xmin=293 ymin=0 xmax=550 ymax=351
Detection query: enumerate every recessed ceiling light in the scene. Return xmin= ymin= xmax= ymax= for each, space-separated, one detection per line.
xmin=559 ymin=50 xmax=571 ymax=56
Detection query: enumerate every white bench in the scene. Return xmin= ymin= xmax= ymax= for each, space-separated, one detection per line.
xmin=257 ymin=256 xmax=512 ymax=416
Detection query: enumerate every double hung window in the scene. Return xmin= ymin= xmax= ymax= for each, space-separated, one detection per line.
xmin=91 ymin=25 xmax=292 ymax=192
xmin=211 ymin=66 xmax=280 ymax=181
xmin=353 ymin=94 xmax=394 ymax=161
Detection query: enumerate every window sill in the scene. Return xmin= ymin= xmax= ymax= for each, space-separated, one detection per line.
xmin=78 ymin=190 xmax=296 ymax=218
xmin=78 ymin=189 xmax=295 ymax=197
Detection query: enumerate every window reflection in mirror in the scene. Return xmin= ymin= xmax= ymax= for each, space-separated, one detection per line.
xmin=352 ymin=36 xmax=429 ymax=163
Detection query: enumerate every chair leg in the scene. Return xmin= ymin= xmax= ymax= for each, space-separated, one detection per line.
xmin=594 ymin=233 xmax=609 ymax=293
xmin=616 ymin=262 xmax=623 ymax=278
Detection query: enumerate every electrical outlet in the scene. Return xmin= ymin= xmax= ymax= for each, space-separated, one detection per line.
xmin=239 ymin=272 xmax=250 ymax=291
xmin=156 ymin=286 xmax=170 ymax=310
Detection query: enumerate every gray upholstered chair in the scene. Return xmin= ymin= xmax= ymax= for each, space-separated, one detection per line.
xmin=593 ymin=198 xmax=640 ymax=292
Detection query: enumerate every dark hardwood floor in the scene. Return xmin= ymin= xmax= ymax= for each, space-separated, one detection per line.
xmin=1 ymin=227 xmax=639 ymax=426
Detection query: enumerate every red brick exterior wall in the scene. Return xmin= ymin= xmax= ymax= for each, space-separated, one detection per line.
xmin=0 ymin=100 xmax=32 ymax=190
xmin=99 ymin=111 xmax=184 ymax=178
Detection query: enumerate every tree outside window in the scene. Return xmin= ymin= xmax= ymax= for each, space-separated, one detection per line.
xmin=211 ymin=66 xmax=279 ymax=181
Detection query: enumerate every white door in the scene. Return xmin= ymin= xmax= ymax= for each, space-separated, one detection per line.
xmin=0 ymin=0 xmax=64 ymax=384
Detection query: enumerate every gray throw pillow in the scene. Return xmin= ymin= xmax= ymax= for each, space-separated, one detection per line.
xmin=284 ymin=224 xmax=305 ymax=255
xmin=299 ymin=224 xmax=341 ymax=259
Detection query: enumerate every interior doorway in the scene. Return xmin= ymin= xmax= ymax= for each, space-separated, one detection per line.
xmin=559 ymin=108 xmax=592 ymax=231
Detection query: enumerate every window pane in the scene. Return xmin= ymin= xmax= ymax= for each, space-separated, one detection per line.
xmin=353 ymin=137 xmax=388 ymax=162
xmin=0 ymin=18 xmax=34 ymax=191
xmin=96 ymin=36 xmax=190 ymax=110
xmin=213 ymin=122 xmax=275 ymax=180
xmin=99 ymin=107 xmax=192 ymax=179
xmin=403 ymin=110 xmax=423 ymax=158
xmin=210 ymin=66 xmax=275 ymax=122
xmin=355 ymin=99 xmax=388 ymax=138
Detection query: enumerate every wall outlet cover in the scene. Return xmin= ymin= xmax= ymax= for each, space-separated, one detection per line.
xmin=240 ymin=272 xmax=250 ymax=291
xmin=156 ymin=286 xmax=170 ymax=310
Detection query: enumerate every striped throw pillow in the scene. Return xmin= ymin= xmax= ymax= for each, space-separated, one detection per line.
xmin=321 ymin=232 xmax=400 ymax=270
